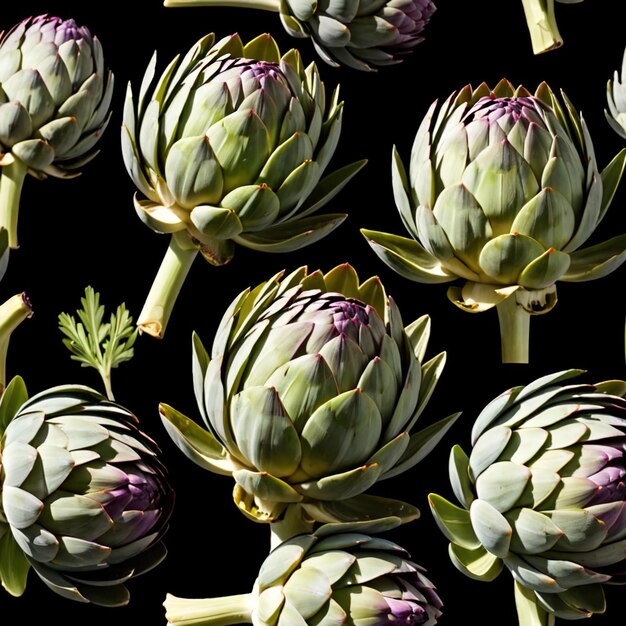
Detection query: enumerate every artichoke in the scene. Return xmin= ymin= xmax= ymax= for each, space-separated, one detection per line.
xmin=521 ymin=0 xmax=583 ymax=54
xmin=606 ymin=47 xmax=626 ymax=140
xmin=164 ymin=0 xmax=436 ymax=71
xmin=165 ymin=518 xmax=443 ymax=626
xmin=429 ymin=370 xmax=626 ymax=625
xmin=0 ymin=378 xmax=174 ymax=605
xmin=122 ymin=32 xmax=364 ymax=338
xmin=0 ymin=15 xmax=113 ymax=248
xmin=160 ymin=263 xmax=458 ymax=543
xmin=362 ymin=80 xmax=626 ymax=363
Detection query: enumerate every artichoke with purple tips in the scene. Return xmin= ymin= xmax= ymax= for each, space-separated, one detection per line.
xmin=0 ymin=15 xmax=113 ymax=248
xmin=430 ymin=370 xmax=626 ymax=625
xmin=165 ymin=518 xmax=443 ymax=626
xmin=0 ymin=379 xmax=174 ymax=606
xmin=122 ymin=32 xmax=364 ymax=338
xmin=362 ymin=80 xmax=626 ymax=363
xmin=160 ymin=263 xmax=458 ymax=543
xmin=163 ymin=0 xmax=436 ymax=71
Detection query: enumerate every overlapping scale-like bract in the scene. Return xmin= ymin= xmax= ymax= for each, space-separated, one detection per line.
xmin=161 ymin=264 xmax=458 ymax=527
xmin=0 ymin=379 xmax=174 ymax=606
xmin=430 ymin=370 xmax=626 ymax=621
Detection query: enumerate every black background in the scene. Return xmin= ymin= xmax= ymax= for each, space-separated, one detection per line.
xmin=1 ymin=1 xmax=626 ymax=624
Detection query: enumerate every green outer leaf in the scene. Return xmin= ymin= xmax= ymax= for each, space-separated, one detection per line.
xmin=448 ymin=543 xmax=503 ymax=582
xmin=360 ymin=229 xmax=456 ymax=284
xmin=449 ymin=444 xmax=474 ymax=509
xmin=313 ymin=516 xmax=402 ymax=539
xmin=301 ymin=494 xmax=419 ymax=526
xmin=159 ymin=403 xmax=235 ymax=476
xmin=0 ymin=376 xmax=28 ymax=435
xmin=561 ymin=234 xmax=626 ymax=282
xmin=470 ymin=499 xmax=512 ymax=558
xmin=0 ymin=529 xmax=30 ymax=596
xmin=428 ymin=493 xmax=479 ymax=549
xmin=599 ymin=148 xmax=626 ymax=220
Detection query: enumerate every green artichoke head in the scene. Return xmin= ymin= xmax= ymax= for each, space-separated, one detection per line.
xmin=278 ymin=0 xmax=437 ymax=71
xmin=122 ymin=32 xmax=364 ymax=266
xmin=161 ymin=263 xmax=458 ymax=527
xmin=165 ymin=518 xmax=443 ymax=626
xmin=364 ymin=80 xmax=626 ymax=323
xmin=0 ymin=14 xmax=113 ymax=178
xmin=0 ymin=378 xmax=174 ymax=606
xmin=429 ymin=370 xmax=626 ymax=621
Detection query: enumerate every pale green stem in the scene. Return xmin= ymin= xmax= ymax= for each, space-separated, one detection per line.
xmin=101 ymin=373 xmax=115 ymax=403
xmin=164 ymin=0 xmax=280 ymax=11
xmin=164 ymin=593 xmax=253 ymax=626
xmin=0 ymin=294 xmax=33 ymax=396
xmin=496 ymin=295 xmax=530 ymax=364
xmin=138 ymin=233 xmax=198 ymax=339
xmin=0 ymin=159 xmax=28 ymax=249
xmin=514 ymin=581 xmax=555 ymax=626
xmin=269 ymin=504 xmax=314 ymax=550
xmin=520 ymin=0 xmax=562 ymax=54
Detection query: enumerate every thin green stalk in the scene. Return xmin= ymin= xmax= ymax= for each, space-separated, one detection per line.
xmin=138 ymin=233 xmax=198 ymax=339
xmin=0 ymin=159 xmax=28 ymax=249
xmin=164 ymin=0 xmax=280 ymax=11
xmin=520 ymin=0 xmax=562 ymax=54
xmin=164 ymin=593 xmax=253 ymax=626
xmin=496 ymin=295 xmax=530 ymax=364
xmin=0 ymin=294 xmax=32 ymax=395
xmin=269 ymin=504 xmax=314 ymax=550
xmin=514 ymin=581 xmax=555 ymax=626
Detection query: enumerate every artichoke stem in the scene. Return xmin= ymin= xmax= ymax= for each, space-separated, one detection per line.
xmin=496 ymin=295 xmax=530 ymax=364
xmin=0 ymin=293 xmax=33 ymax=395
xmin=164 ymin=593 xmax=253 ymax=626
xmin=270 ymin=504 xmax=314 ymax=549
xmin=138 ymin=233 xmax=198 ymax=339
xmin=520 ymin=0 xmax=563 ymax=54
xmin=164 ymin=0 xmax=280 ymax=11
xmin=514 ymin=581 xmax=555 ymax=626
xmin=0 ymin=159 xmax=28 ymax=249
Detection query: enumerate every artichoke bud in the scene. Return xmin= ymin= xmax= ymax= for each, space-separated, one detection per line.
xmin=0 ymin=15 xmax=112 ymax=175
xmin=363 ymin=79 xmax=626 ymax=362
xmin=0 ymin=378 xmax=174 ymax=605
xmin=164 ymin=522 xmax=443 ymax=626
xmin=430 ymin=370 xmax=626 ymax=620
xmin=162 ymin=264 xmax=456 ymax=525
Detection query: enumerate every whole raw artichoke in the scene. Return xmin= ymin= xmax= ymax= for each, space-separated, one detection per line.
xmin=521 ymin=0 xmax=583 ymax=54
xmin=429 ymin=370 xmax=626 ymax=624
xmin=161 ymin=263 xmax=458 ymax=540
xmin=362 ymin=80 xmax=626 ymax=363
xmin=606 ymin=47 xmax=626 ymax=140
xmin=0 ymin=15 xmax=113 ymax=248
xmin=122 ymin=32 xmax=364 ymax=338
xmin=165 ymin=518 xmax=443 ymax=626
xmin=0 ymin=378 xmax=174 ymax=605
xmin=164 ymin=0 xmax=436 ymax=71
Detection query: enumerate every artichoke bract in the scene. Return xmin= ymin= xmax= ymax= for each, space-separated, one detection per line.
xmin=0 ymin=378 xmax=174 ymax=606
xmin=122 ymin=32 xmax=365 ymax=338
xmin=0 ymin=15 xmax=113 ymax=248
xmin=521 ymin=0 xmax=583 ymax=54
xmin=362 ymin=80 xmax=626 ymax=363
xmin=606 ymin=47 xmax=626 ymax=140
xmin=165 ymin=518 xmax=443 ymax=626
xmin=163 ymin=0 xmax=436 ymax=71
xmin=429 ymin=370 xmax=626 ymax=626
xmin=160 ymin=264 xmax=458 ymax=543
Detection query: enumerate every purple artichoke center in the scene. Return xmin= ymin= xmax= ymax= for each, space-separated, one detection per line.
xmin=383 ymin=597 xmax=428 ymax=626
xmin=26 ymin=15 xmax=90 ymax=45
xmin=331 ymin=299 xmax=370 ymax=337
xmin=102 ymin=468 xmax=163 ymax=522
xmin=468 ymin=96 xmax=539 ymax=124
xmin=586 ymin=443 xmax=626 ymax=505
